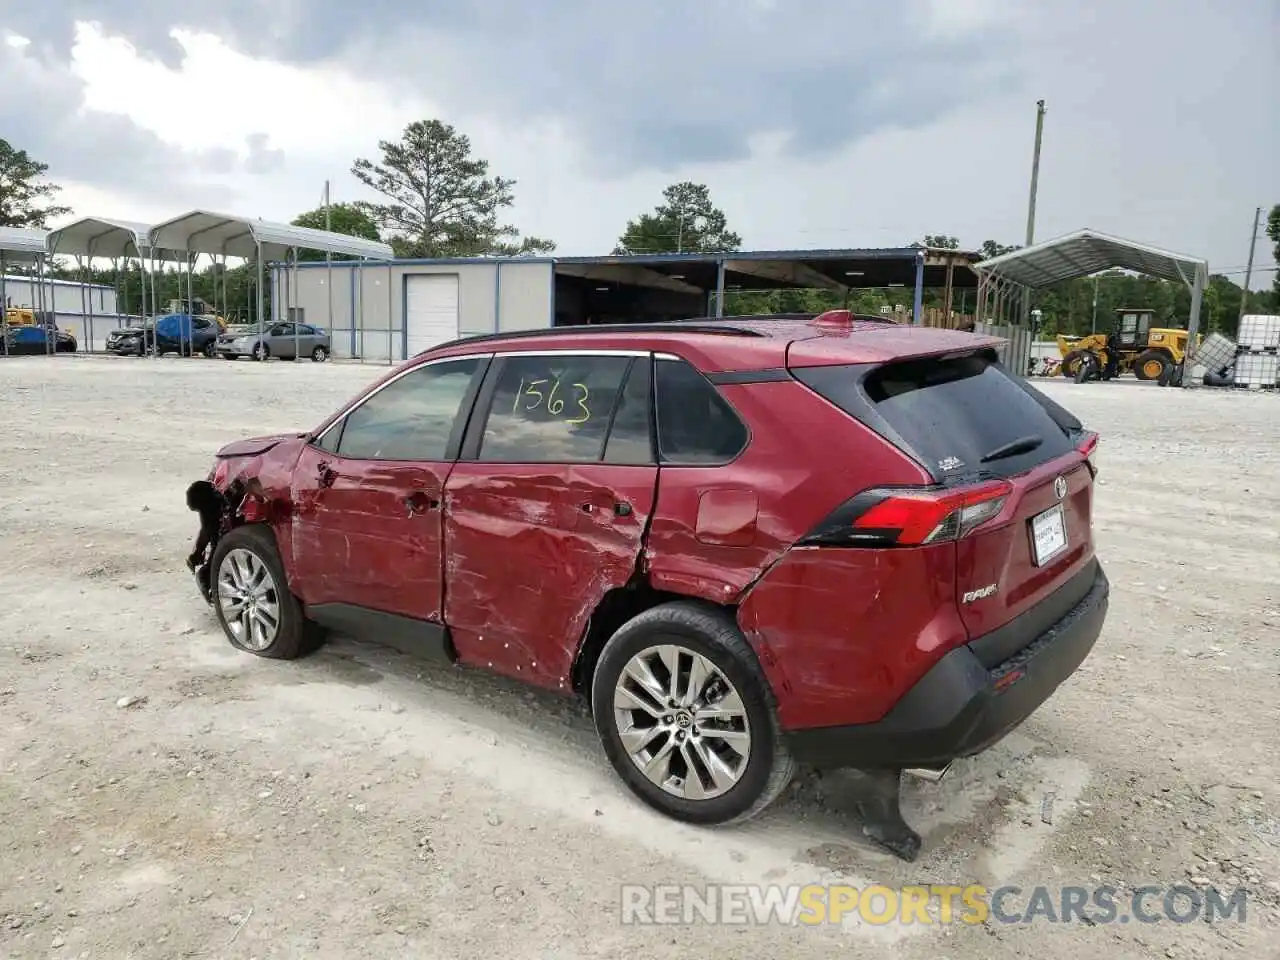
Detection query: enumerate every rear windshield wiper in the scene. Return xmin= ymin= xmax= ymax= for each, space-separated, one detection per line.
xmin=980 ymin=434 xmax=1043 ymax=463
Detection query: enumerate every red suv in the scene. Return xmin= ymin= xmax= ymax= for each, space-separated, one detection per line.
xmin=187 ymin=311 xmax=1106 ymax=850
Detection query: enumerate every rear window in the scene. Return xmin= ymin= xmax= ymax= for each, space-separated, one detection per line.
xmin=795 ymin=353 xmax=1077 ymax=479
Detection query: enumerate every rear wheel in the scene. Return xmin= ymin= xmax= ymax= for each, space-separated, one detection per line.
xmin=203 ymin=340 xmax=217 ymax=358
xmin=209 ymin=525 xmax=320 ymax=659
xmin=1135 ymin=350 xmax=1169 ymax=381
xmin=591 ymin=601 xmax=794 ymax=825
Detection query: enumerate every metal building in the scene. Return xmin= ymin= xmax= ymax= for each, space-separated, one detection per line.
xmin=2 ymin=273 xmax=118 ymax=330
xmin=276 ymin=247 xmax=980 ymax=363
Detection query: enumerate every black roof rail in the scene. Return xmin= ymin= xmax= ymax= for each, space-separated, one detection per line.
xmin=418 ymin=321 xmax=764 ymax=356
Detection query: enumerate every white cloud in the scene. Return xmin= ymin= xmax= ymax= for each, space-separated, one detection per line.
xmin=10 ymin=7 xmax=1276 ymax=288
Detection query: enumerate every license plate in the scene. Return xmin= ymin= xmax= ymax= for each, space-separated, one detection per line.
xmin=1030 ymin=504 xmax=1068 ymax=566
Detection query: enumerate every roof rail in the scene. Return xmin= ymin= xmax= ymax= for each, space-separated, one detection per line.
xmin=419 ymin=321 xmax=764 ymax=356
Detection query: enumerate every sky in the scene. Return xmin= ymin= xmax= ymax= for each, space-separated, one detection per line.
xmin=2 ymin=0 xmax=1277 ymax=286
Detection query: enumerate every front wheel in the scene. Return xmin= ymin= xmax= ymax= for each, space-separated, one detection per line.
xmin=252 ymin=342 xmax=269 ymax=362
xmin=591 ymin=601 xmax=794 ymax=825
xmin=1134 ymin=350 xmax=1169 ymax=382
xmin=311 ymin=345 xmax=329 ymax=363
xmin=1074 ymin=354 xmax=1099 ymax=383
xmin=209 ymin=525 xmax=319 ymax=659
xmin=1060 ymin=350 xmax=1085 ymax=378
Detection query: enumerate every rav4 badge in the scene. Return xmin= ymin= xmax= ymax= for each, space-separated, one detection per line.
xmin=962 ymin=583 xmax=999 ymax=604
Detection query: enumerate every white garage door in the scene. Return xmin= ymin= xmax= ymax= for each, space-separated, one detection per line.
xmin=405 ymin=274 xmax=459 ymax=357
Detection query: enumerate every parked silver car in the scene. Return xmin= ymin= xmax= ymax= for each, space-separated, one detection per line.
xmin=216 ymin=322 xmax=330 ymax=362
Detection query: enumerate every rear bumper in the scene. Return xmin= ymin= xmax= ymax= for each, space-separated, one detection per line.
xmin=786 ymin=563 xmax=1109 ymax=769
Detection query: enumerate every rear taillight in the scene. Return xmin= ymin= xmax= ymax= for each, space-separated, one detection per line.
xmin=1077 ymin=430 xmax=1099 ymax=476
xmin=801 ymin=480 xmax=1013 ymax=548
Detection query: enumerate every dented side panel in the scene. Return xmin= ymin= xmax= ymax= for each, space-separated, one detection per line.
xmin=736 ymin=544 xmax=967 ymax=730
xmin=643 ymin=379 xmax=931 ymax=604
xmin=211 ymin=437 xmax=308 ymax=579
xmin=443 ymin=462 xmax=657 ymax=689
xmin=289 ymin=444 xmax=451 ymax=620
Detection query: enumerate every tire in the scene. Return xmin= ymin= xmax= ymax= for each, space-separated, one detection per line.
xmin=209 ymin=524 xmax=319 ymax=660
xmin=590 ymin=601 xmax=795 ymax=826
xmin=1074 ymin=354 xmax=1098 ymax=383
xmin=203 ymin=341 xmax=217 ymax=359
xmin=252 ymin=342 xmax=269 ymax=362
xmin=311 ymin=345 xmax=329 ymax=363
xmin=1060 ymin=350 xmax=1086 ymax=378
xmin=1134 ymin=350 xmax=1169 ymax=382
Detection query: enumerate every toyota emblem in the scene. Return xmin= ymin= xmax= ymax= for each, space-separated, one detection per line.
xmin=1054 ymin=476 xmax=1068 ymax=500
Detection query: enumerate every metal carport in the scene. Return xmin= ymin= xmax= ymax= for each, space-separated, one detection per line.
xmin=45 ymin=217 xmax=166 ymax=353
xmin=1 ymin=226 xmax=55 ymax=355
xmin=974 ymin=228 xmax=1208 ymax=386
xmin=149 ymin=210 xmax=394 ymax=359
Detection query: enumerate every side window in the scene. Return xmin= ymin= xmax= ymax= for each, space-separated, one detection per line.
xmin=313 ymin=419 xmax=344 ymax=454
xmin=654 ymin=357 xmax=749 ymax=464
xmin=478 ymin=354 xmax=631 ymax=463
xmin=298 ymin=324 xmax=316 ymax=335
xmin=334 ymin=357 xmax=481 ymax=461
xmin=602 ymin=358 xmax=654 ymax=465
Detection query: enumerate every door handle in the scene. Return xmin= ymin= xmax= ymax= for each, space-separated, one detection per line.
xmin=317 ymin=462 xmax=337 ymax=488
xmin=404 ymin=491 xmax=440 ymax=516
xmin=581 ymin=501 xmax=633 ymax=517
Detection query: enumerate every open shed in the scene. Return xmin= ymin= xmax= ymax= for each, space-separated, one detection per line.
xmin=148 ymin=210 xmax=395 ymax=350
xmin=1 ymin=226 xmax=56 ymax=354
xmin=974 ymin=228 xmax=1208 ymax=385
xmin=553 ymin=247 xmax=980 ymax=327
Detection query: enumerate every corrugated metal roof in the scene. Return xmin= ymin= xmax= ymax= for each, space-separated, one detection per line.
xmin=46 ymin=217 xmax=156 ymax=259
xmin=149 ymin=210 xmax=394 ymax=260
xmin=975 ymin=228 xmax=1206 ymax=287
xmin=0 ymin=226 xmax=50 ymax=263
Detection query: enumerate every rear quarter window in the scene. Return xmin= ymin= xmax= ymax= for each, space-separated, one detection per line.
xmin=654 ymin=357 xmax=748 ymax=464
xmin=795 ymin=353 xmax=1077 ymax=479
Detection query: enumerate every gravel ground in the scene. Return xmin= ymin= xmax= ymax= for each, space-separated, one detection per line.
xmin=1 ymin=356 xmax=1276 ymax=960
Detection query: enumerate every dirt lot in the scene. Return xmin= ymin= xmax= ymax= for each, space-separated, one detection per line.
xmin=1 ymin=356 xmax=1276 ymax=960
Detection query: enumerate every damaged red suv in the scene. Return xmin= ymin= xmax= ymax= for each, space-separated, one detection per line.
xmin=189 ymin=311 xmax=1106 ymax=853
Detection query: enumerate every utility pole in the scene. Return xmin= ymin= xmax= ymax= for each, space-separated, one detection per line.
xmin=1238 ymin=205 xmax=1261 ymax=326
xmin=1020 ymin=100 xmax=1046 ymax=363
xmin=1025 ymin=100 xmax=1046 ymax=249
xmin=324 ymin=180 xmax=333 ymax=344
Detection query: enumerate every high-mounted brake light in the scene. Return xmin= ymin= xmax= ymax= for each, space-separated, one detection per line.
xmin=801 ymin=479 xmax=1013 ymax=548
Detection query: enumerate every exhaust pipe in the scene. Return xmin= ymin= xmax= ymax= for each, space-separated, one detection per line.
xmin=903 ymin=761 xmax=952 ymax=783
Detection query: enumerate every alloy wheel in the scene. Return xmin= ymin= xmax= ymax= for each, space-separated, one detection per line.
xmin=612 ymin=644 xmax=752 ymax=800
xmin=217 ymin=548 xmax=280 ymax=651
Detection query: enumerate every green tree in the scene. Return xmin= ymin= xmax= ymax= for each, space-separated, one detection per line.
xmin=290 ymin=203 xmax=382 ymax=261
xmin=0 ymin=139 xmax=71 ymax=228
xmin=979 ymin=240 xmax=1019 ymax=259
xmin=923 ymin=234 xmax=959 ymax=249
xmin=351 ymin=120 xmax=554 ymax=259
xmin=614 ymin=182 xmax=741 ymax=255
